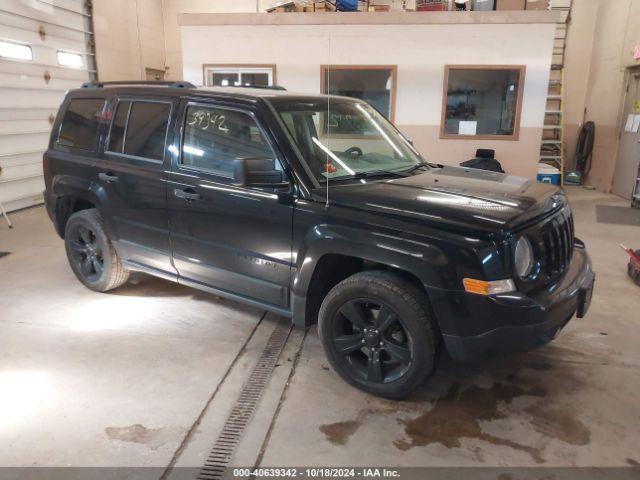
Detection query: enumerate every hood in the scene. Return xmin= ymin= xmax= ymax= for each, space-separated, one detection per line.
xmin=317 ymin=165 xmax=565 ymax=235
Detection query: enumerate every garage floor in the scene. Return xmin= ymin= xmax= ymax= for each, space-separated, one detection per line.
xmin=1 ymin=187 xmax=639 ymax=472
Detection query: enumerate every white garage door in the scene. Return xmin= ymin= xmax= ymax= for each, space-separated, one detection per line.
xmin=0 ymin=0 xmax=95 ymax=212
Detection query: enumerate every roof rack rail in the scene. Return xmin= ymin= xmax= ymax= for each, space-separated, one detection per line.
xmin=81 ymin=81 xmax=196 ymax=89
xmin=219 ymin=84 xmax=287 ymax=91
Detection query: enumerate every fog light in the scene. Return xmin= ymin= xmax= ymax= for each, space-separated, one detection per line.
xmin=463 ymin=278 xmax=516 ymax=295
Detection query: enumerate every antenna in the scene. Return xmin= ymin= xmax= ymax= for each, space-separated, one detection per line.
xmin=325 ymin=37 xmax=331 ymax=209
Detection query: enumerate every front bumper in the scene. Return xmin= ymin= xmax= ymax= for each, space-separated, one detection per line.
xmin=440 ymin=242 xmax=594 ymax=363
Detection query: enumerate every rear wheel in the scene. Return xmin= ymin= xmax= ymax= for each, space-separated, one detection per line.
xmin=64 ymin=209 xmax=129 ymax=292
xmin=318 ymin=270 xmax=438 ymax=399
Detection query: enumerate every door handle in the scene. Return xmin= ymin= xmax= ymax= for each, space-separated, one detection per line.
xmin=98 ymin=172 xmax=119 ymax=183
xmin=173 ymin=188 xmax=202 ymax=202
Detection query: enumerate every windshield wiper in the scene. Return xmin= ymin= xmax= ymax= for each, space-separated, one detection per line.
xmin=320 ymin=169 xmax=409 ymax=183
xmin=349 ymin=169 xmax=411 ymax=179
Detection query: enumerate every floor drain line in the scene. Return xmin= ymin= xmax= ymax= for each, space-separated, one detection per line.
xmin=198 ymin=320 xmax=292 ymax=480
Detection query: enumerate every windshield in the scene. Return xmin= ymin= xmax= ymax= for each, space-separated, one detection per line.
xmin=273 ymin=100 xmax=425 ymax=183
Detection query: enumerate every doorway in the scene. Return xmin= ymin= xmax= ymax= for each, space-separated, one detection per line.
xmin=612 ymin=67 xmax=640 ymax=201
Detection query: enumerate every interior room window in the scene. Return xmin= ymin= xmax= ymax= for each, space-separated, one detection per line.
xmin=0 ymin=40 xmax=33 ymax=61
xmin=442 ymin=65 xmax=525 ymax=139
xmin=181 ymin=105 xmax=275 ymax=177
xmin=321 ymin=66 xmax=396 ymax=121
xmin=122 ymin=102 xmax=171 ymax=161
xmin=204 ymin=66 xmax=275 ymax=87
xmin=57 ymin=50 xmax=83 ymax=68
xmin=56 ymin=99 xmax=106 ymax=150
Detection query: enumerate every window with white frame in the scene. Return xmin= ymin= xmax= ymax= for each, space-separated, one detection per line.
xmin=0 ymin=40 xmax=33 ymax=61
xmin=57 ymin=50 xmax=83 ymax=68
xmin=204 ymin=66 xmax=274 ymax=87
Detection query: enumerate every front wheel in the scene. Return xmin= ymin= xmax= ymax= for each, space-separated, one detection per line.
xmin=318 ymin=271 xmax=438 ymax=399
xmin=64 ymin=209 xmax=129 ymax=292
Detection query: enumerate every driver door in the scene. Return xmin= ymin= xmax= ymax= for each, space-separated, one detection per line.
xmin=167 ymin=100 xmax=294 ymax=311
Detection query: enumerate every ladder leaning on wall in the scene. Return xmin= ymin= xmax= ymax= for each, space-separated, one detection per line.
xmin=539 ymin=0 xmax=573 ymax=185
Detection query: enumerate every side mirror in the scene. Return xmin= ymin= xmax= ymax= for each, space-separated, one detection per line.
xmin=233 ymin=157 xmax=289 ymax=188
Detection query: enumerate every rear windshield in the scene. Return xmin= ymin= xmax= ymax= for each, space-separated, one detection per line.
xmin=57 ymin=98 xmax=106 ymax=151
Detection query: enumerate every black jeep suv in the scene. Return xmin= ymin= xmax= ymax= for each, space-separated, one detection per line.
xmin=43 ymin=81 xmax=594 ymax=398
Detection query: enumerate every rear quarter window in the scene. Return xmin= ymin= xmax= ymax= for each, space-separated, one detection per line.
xmin=56 ymin=98 xmax=106 ymax=151
xmin=106 ymin=100 xmax=171 ymax=162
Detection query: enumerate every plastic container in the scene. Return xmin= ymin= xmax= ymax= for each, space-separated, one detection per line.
xmin=564 ymin=170 xmax=582 ymax=185
xmin=473 ymin=0 xmax=495 ymax=10
xmin=537 ymin=164 xmax=561 ymax=185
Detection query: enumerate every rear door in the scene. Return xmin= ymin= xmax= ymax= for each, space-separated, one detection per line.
xmin=167 ymin=99 xmax=294 ymax=311
xmin=612 ymin=68 xmax=640 ymax=200
xmin=98 ymin=96 xmax=176 ymax=277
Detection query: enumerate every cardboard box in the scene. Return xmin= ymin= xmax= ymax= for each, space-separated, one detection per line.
xmin=312 ymin=1 xmax=335 ymax=11
xmin=495 ymin=0 xmax=525 ymax=10
xmin=368 ymin=5 xmax=391 ymax=11
xmin=266 ymin=1 xmax=298 ymax=12
xmin=416 ymin=2 xmax=446 ymax=11
xmin=526 ymin=0 xmax=548 ymax=10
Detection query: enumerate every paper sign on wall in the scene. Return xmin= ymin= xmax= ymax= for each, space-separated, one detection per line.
xmin=634 ymin=44 xmax=640 ymax=61
xmin=459 ymin=121 xmax=477 ymax=135
xmin=624 ymin=114 xmax=634 ymax=132
xmin=634 ymin=100 xmax=640 ymax=113
xmin=625 ymin=114 xmax=640 ymax=133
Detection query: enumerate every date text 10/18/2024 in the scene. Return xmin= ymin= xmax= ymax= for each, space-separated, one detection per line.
xmin=232 ymin=468 xmax=401 ymax=478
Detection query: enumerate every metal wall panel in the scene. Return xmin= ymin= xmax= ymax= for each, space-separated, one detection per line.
xmin=0 ymin=0 xmax=95 ymax=212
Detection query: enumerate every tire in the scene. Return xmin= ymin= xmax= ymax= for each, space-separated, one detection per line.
xmin=318 ymin=270 xmax=438 ymax=399
xmin=64 ymin=209 xmax=129 ymax=292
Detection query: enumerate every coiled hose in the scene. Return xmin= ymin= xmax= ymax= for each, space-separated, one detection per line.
xmin=573 ymin=121 xmax=595 ymax=176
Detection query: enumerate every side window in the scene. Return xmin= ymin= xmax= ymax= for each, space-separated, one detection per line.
xmin=106 ymin=100 xmax=171 ymax=161
xmin=57 ymin=98 xmax=106 ymax=151
xmin=107 ymin=100 xmax=130 ymax=153
xmin=181 ymin=105 xmax=276 ymax=177
xmin=123 ymin=102 xmax=171 ymax=161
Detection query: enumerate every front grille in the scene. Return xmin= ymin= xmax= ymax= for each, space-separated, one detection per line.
xmin=538 ymin=206 xmax=574 ymax=279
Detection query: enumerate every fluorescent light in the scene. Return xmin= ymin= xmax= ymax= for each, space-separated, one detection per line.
xmin=57 ymin=51 xmax=83 ymax=68
xmin=0 ymin=40 xmax=32 ymax=61
xmin=183 ymin=144 xmax=204 ymax=156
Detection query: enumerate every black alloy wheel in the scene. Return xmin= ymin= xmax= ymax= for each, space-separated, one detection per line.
xmin=332 ymin=299 xmax=413 ymax=384
xmin=318 ymin=271 xmax=438 ymax=399
xmin=64 ymin=209 xmax=129 ymax=292
xmin=67 ymin=224 xmax=105 ymax=282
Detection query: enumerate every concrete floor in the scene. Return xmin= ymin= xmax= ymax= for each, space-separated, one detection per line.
xmin=0 ymin=187 xmax=639 ymax=472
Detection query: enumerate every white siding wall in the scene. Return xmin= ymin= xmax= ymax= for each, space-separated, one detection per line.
xmin=0 ymin=0 xmax=94 ymax=212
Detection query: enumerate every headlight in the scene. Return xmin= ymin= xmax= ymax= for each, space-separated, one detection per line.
xmin=514 ymin=236 xmax=534 ymax=279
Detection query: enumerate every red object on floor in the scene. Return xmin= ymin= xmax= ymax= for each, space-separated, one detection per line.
xmin=621 ymin=244 xmax=640 ymax=267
